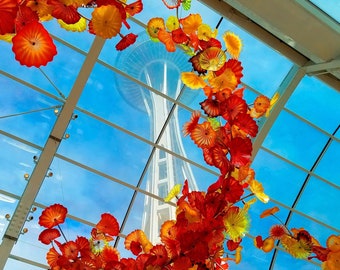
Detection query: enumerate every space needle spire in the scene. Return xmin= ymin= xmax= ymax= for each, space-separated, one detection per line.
xmin=116 ymin=32 xmax=198 ymax=243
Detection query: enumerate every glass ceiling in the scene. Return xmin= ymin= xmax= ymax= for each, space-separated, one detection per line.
xmin=0 ymin=0 xmax=339 ymax=269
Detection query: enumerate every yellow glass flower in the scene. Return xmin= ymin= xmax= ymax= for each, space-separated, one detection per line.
xmin=266 ymin=92 xmax=280 ymax=117
xmin=281 ymin=234 xmax=312 ymax=259
xmin=166 ymin=15 xmax=180 ymax=31
xmin=197 ymin=24 xmax=217 ymax=41
xmin=181 ymin=72 xmax=206 ymax=89
xmin=249 ymin=179 xmax=269 ymax=203
xmin=0 ymin=33 xmax=14 ymax=43
xmin=58 ymin=17 xmax=87 ymax=32
xmin=208 ymin=70 xmax=237 ymax=91
xmin=91 ymin=5 xmax=122 ymax=39
xmin=26 ymin=0 xmax=52 ymax=18
xmin=243 ymin=197 xmax=257 ymax=212
xmin=224 ymin=207 xmax=249 ymax=241
xmin=199 ymin=47 xmax=226 ymax=71
xmin=223 ymin=31 xmax=242 ymax=59
xmin=180 ymin=13 xmax=202 ymax=35
xmin=147 ymin=17 xmax=165 ymax=39
xmin=164 ymin=184 xmax=181 ymax=202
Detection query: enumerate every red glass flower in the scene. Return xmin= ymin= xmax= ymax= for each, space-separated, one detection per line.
xmin=38 ymin=203 xmax=67 ymax=229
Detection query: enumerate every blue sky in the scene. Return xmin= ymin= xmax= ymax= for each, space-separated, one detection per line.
xmin=0 ymin=1 xmax=339 ymax=269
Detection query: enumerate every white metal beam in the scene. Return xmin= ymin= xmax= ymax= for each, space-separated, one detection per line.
xmin=252 ymin=65 xmax=306 ymax=157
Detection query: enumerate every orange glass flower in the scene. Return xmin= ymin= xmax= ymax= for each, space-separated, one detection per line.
xmin=209 ymin=69 xmax=237 ymax=92
xmin=200 ymin=98 xmax=220 ymax=117
xmin=160 ymin=220 xmax=176 ymax=240
xmin=46 ymin=247 xmax=61 ymax=268
xmin=260 ymin=206 xmax=279 ymax=218
xmin=12 ymin=21 xmax=57 ymax=67
xmin=26 ymin=0 xmax=52 ymax=19
xmin=327 ymin=235 xmax=340 ymax=252
xmin=150 ymin=245 xmax=169 ymax=266
xmin=96 ymin=213 xmax=119 ymax=236
xmin=102 ymin=245 xmax=120 ymax=262
xmin=158 ymin=29 xmax=176 ymax=52
xmin=125 ymin=0 xmax=143 ymax=17
xmin=38 ymin=203 xmax=67 ymax=228
xmin=91 ymin=5 xmax=122 ymax=39
xmin=180 ymin=13 xmax=202 ymax=35
xmin=60 ymin=240 xmax=79 ymax=260
xmin=125 ymin=229 xmax=153 ymax=254
xmin=325 ymin=250 xmax=340 ymax=270
xmin=190 ymin=121 xmax=216 ymax=148
xmin=147 ymin=17 xmax=165 ymax=39
xmin=262 ymin=237 xmax=275 ymax=252
xmin=199 ymin=47 xmax=226 ymax=71
xmin=217 ymin=59 xmax=243 ymax=84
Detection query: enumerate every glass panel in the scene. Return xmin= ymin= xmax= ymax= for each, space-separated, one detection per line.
xmin=0 ymin=135 xmax=39 ymax=196
xmin=314 ymin=140 xmax=340 ymax=186
xmin=35 ymin=157 xmax=135 ymax=223
xmin=262 ymin=110 xmax=329 ymax=169
xmin=285 ymin=76 xmax=340 ymax=136
xmin=252 ymin=149 xmax=307 ymax=206
xmin=56 ymin=110 xmax=152 ymax=186
xmin=295 ymin=176 xmax=340 ymax=230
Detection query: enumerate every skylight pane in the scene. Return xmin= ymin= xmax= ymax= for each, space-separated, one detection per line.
xmin=35 ymin=157 xmax=135 ymax=223
xmin=262 ymin=110 xmax=329 ymax=169
xmin=0 ymin=78 xmax=59 ymax=147
xmin=285 ymin=76 xmax=340 ymax=135
xmin=5 ymin=258 xmax=45 ymax=270
xmin=77 ymin=64 xmax=151 ymax=140
xmin=295 ymin=176 xmax=340 ymax=231
xmin=56 ymin=110 xmax=152 ymax=186
xmin=273 ymin=250 xmax=319 ymax=269
xmin=0 ymin=135 xmax=39 ymax=196
xmin=314 ymin=140 xmax=340 ymax=186
xmin=252 ymin=149 xmax=307 ymax=206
